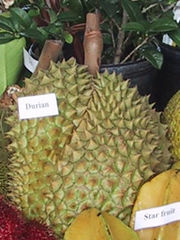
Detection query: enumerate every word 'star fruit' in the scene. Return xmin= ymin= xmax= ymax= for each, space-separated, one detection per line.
xmin=130 ymin=169 xmax=180 ymax=240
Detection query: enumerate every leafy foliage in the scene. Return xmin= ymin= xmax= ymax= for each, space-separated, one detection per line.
xmin=1 ymin=0 xmax=180 ymax=68
xmin=0 ymin=4 xmax=73 ymax=47
xmin=68 ymin=0 xmax=179 ymax=68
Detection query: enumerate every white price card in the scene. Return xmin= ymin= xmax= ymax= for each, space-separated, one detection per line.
xmin=134 ymin=202 xmax=180 ymax=230
xmin=18 ymin=93 xmax=59 ymax=120
xmin=23 ymin=47 xmax=38 ymax=73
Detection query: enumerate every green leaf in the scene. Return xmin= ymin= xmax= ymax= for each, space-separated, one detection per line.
xmin=61 ymin=0 xmax=84 ymax=18
xmin=103 ymin=33 xmax=112 ymax=45
xmin=28 ymin=8 xmax=40 ymax=18
xmin=48 ymin=9 xmax=58 ymax=23
xmin=63 ymin=32 xmax=73 ymax=44
xmin=21 ymin=28 xmax=47 ymax=44
xmin=0 ymin=15 xmax=15 ymax=32
xmin=121 ymin=0 xmax=144 ymax=21
xmin=0 ymin=32 xmax=15 ymax=44
xmin=141 ymin=48 xmax=163 ymax=69
xmin=78 ymin=0 xmax=96 ymax=12
xmin=168 ymin=29 xmax=180 ymax=47
xmin=122 ymin=22 xmax=147 ymax=33
xmin=0 ymin=37 xmax=26 ymax=96
xmin=99 ymin=0 xmax=119 ymax=18
xmin=10 ymin=7 xmax=32 ymax=28
xmin=150 ymin=17 xmax=178 ymax=33
xmin=58 ymin=10 xmax=83 ymax=22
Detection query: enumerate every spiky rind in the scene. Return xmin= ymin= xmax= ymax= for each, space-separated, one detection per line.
xmin=0 ymin=107 xmax=11 ymax=196
xmin=164 ymin=90 xmax=180 ymax=160
xmin=6 ymin=58 xmax=172 ymax=235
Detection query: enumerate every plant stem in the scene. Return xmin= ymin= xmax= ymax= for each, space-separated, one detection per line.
xmin=83 ymin=12 xmax=103 ymax=76
xmin=160 ymin=3 xmax=176 ymax=13
xmin=45 ymin=0 xmax=60 ymax=12
xmin=113 ymin=9 xmax=128 ymax=64
xmin=142 ymin=3 xmax=159 ymax=13
xmin=34 ymin=39 xmax=63 ymax=75
xmin=121 ymin=37 xmax=149 ymax=64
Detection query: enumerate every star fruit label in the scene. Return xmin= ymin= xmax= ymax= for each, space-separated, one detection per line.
xmin=134 ymin=202 xmax=180 ymax=230
xmin=18 ymin=93 xmax=59 ymax=120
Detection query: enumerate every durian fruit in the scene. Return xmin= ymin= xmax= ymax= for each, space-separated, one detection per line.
xmin=0 ymin=107 xmax=11 ymax=196
xmin=6 ymin=58 xmax=172 ymax=235
xmin=172 ymin=161 xmax=180 ymax=169
xmin=130 ymin=169 xmax=180 ymax=240
xmin=64 ymin=208 xmax=139 ymax=240
xmin=164 ymin=90 xmax=180 ymax=160
xmin=0 ymin=85 xmax=21 ymax=196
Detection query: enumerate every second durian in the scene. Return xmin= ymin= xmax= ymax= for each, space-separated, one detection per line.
xmin=164 ymin=89 xmax=180 ymax=160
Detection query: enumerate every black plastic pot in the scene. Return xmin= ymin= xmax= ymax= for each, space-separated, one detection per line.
xmin=100 ymin=60 xmax=158 ymax=105
xmin=155 ymin=43 xmax=180 ymax=111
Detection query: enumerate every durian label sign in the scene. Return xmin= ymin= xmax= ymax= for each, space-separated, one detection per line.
xmin=134 ymin=202 xmax=180 ymax=230
xmin=17 ymin=93 xmax=59 ymax=120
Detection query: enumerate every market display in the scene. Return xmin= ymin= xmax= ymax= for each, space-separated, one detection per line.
xmin=130 ymin=168 xmax=180 ymax=240
xmin=4 ymin=58 xmax=172 ymax=235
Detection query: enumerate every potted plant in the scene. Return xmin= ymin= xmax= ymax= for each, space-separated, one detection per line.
xmin=153 ymin=1 xmax=180 ymax=111
xmin=0 ymin=0 xmax=76 ymax=76
xmin=0 ymin=1 xmax=26 ymax=96
xmin=60 ymin=0 xmax=180 ymax=106
xmin=20 ymin=0 xmax=87 ymax=66
xmin=1 ymin=0 xmax=179 ymax=106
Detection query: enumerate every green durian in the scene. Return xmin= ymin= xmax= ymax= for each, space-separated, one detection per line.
xmin=0 ymin=106 xmax=11 ymax=196
xmin=164 ymin=90 xmax=180 ymax=160
xmin=6 ymin=58 xmax=172 ymax=236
